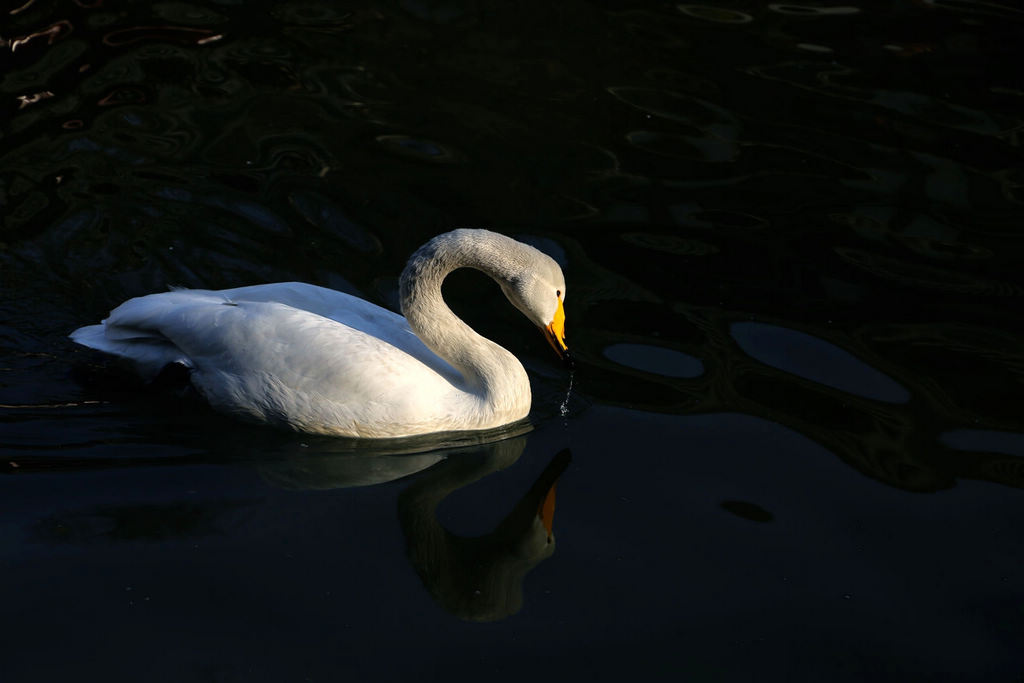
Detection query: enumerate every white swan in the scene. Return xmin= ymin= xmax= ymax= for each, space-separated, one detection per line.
xmin=70 ymin=229 xmax=569 ymax=438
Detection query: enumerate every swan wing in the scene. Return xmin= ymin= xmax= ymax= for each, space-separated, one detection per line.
xmin=72 ymin=284 xmax=458 ymax=380
xmin=213 ymin=282 xmax=457 ymax=376
xmin=71 ymin=286 xmax=472 ymax=436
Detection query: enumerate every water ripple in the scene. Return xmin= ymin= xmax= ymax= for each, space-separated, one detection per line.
xmin=922 ymin=0 xmax=1024 ymax=18
xmin=289 ymin=190 xmax=382 ymax=253
xmin=152 ymin=2 xmax=228 ymax=25
xmin=677 ymin=6 xmax=754 ymax=23
xmin=768 ymin=4 xmax=860 ymax=16
xmin=603 ymin=343 xmax=705 ymax=379
xmin=731 ymin=322 xmax=911 ymax=404
xmin=374 ymin=134 xmax=465 ymax=164
xmin=101 ymin=26 xmax=221 ymax=48
xmin=2 ymin=39 xmax=86 ymax=93
xmin=748 ymin=62 xmax=1020 ymax=136
xmin=621 ymin=232 xmax=719 ymax=256
xmin=625 ymin=130 xmax=739 ymax=162
xmin=608 ymin=86 xmax=741 ymax=140
xmin=154 ymin=187 xmax=292 ymax=236
xmin=835 ymin=247 xmax=1022 ymax=295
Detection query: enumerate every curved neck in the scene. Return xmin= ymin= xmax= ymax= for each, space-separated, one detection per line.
xmin=399 ymin=230 xmax=529 ymax=407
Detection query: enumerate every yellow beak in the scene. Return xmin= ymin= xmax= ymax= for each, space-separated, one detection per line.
xmin=542 ymin=296 xmax=570 ymax=363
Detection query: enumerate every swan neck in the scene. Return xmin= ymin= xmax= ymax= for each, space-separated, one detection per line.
xmin=399 ymin=231 xmax=528 ymax=400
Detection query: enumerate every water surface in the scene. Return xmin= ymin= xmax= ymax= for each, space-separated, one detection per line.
xmin=2 ymin=1 xmax=1023 ymax=680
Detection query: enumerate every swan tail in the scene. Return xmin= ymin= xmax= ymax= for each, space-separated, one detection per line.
xmin=70 ymin=293 xmax=200 ymax=380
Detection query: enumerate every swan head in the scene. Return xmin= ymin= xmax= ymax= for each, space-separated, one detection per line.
xmin=498 ymin=247 xmax=570 ymax=365
xmin=402 ymin=228 xmax=571 ymax=367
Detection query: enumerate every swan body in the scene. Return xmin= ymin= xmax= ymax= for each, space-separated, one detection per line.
xmin=70 ymin=229 xmax=569 ymax=438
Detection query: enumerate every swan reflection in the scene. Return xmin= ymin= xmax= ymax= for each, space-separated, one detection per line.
xmin=398 ymin=440 xmax=570 ymax=622
xmin=257 ymin=433 xmax=570 ymax=621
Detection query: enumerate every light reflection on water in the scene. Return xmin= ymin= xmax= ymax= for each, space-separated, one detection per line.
xmin=2 ymin=0 xmax=1024 ymax=678
xmin=730 ymin=321 xmax=910 ymax=404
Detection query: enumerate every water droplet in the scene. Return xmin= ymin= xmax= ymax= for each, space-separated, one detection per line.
xmin=559 ymin=371 xmax=574 ymax=417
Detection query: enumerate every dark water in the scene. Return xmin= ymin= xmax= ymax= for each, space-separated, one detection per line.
xmin=3 ymin=1 xmax=1024 ymax=680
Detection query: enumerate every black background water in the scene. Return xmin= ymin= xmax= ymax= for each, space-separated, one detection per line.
xmin=2 ymin=1 xmax=1023 ymax=680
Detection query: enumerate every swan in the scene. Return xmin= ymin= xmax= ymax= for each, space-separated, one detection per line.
xmin=70 ymin=229 xmax=569 ymax=438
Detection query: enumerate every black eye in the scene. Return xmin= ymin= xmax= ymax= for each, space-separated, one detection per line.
xmin=556 ymin=290 xmax=561 ymax=297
